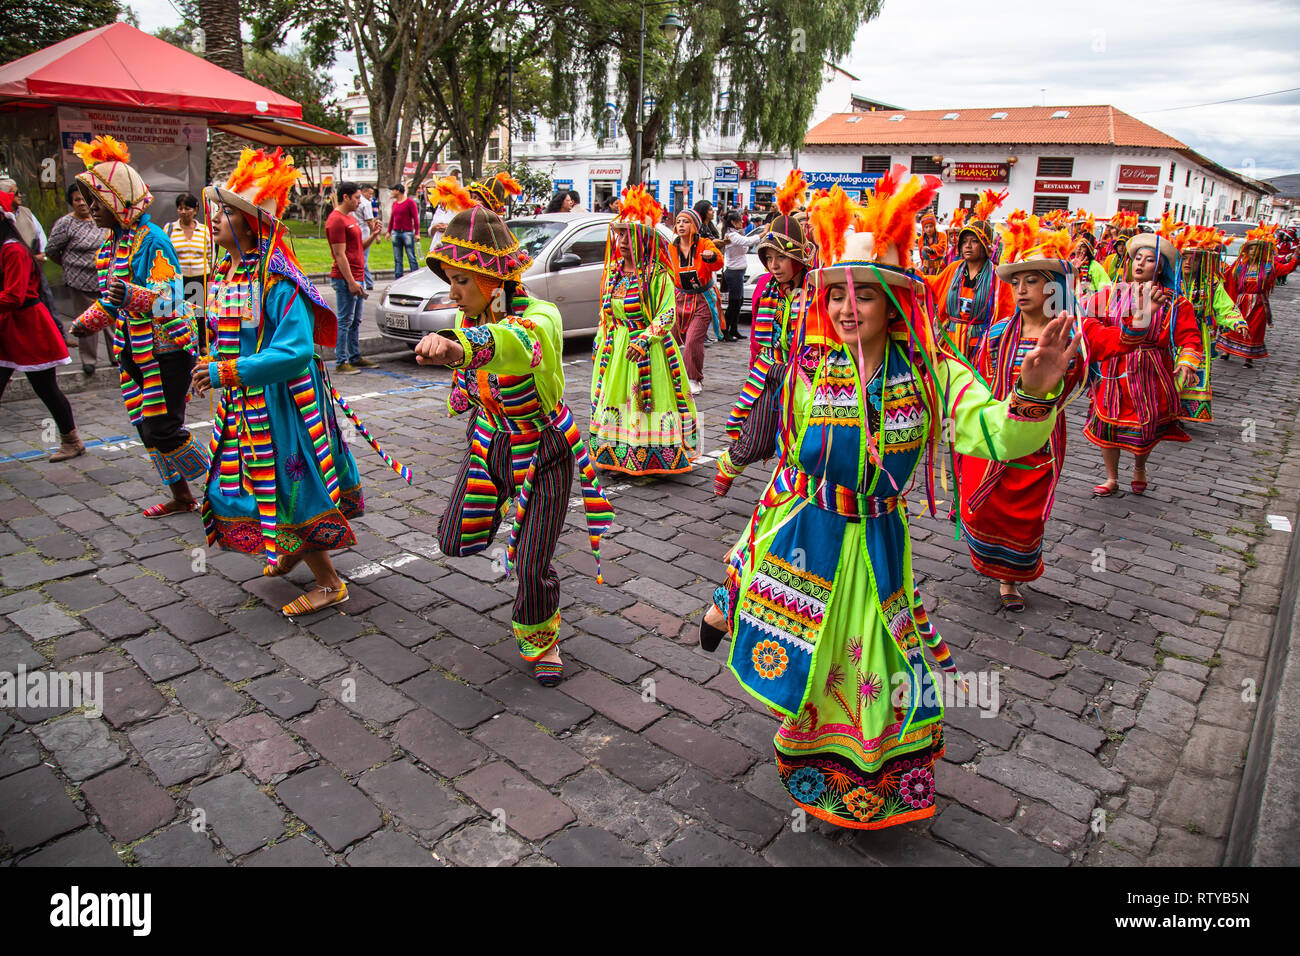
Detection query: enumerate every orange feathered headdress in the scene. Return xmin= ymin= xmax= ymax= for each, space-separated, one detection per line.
xmin=1157 ymin=212 xmax=1182 ymax=239
xmin=1042 ymin=209 xmax=1068 ymax=229
xmin=972 ymin=188 xmax=1008 ymax=223
xmin=776 ymin=169 xmax=808 ymax=217
xmin=809 ymin=184 xmax=856 ymax=267
xmin=1174 ymin=224 xmax=1228 ymax=253
xmin=429 ymin=176 xmax=476 ymax=214
xmin=73 ymin=135 xmax=131 ymax=169
xmin=997 ymin=210 xmax=1040 ymax=264
xmin=220 ymin=148 xmax=298 ymax=218
xmin=854 ymin=164 xmax=942 ymax=269
xmin=1245 ymin=221 xmax=1278 ymax=246
xmin=1070 ymin=208 xmax=1096 ymax=235
xmin=948 ymin=207 xmax=966 ymax=232
xmin=466 ymin=172 xmax=524 ymax=214
xmin=1110 ymin=210 xmax=1139 ymax=233
xmin=615 ymin=183 xmax=663 ymax=228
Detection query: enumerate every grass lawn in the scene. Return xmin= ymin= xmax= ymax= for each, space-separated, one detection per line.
xmin=279 ymin=218 xmax=430 ymax=276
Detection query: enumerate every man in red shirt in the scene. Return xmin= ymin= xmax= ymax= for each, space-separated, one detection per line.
xmin=326 ymin=181 xmax=372 ymax=373
xmin=387 ymin=182 xmax=420 ymax=278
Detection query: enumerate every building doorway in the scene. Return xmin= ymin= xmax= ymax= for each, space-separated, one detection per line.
xmin=715 ymin=186 xmax=740 ymax=216
xmin=1116 ymin=199 xmax=1148 ymax=218
xmin=591 ymin=180 xmax=619 ymax=211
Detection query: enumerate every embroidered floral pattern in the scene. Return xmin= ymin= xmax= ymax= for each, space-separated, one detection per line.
xmin=286 ymin=453 xmax=307 ymax=482
xmin=530 ymin=339 xmax=543 ymax=368
xmin=899 ymin=767 xmax=934 ymax=809
xmin=859 ymin=671 xmax=883 ymax=703
xmin=843 ymin=787 xmax=885 ymax=822
xmin=787 ymin=767 xmax=826 ymax=802
xmin=752 ymin=640 xmax=789 ymax=680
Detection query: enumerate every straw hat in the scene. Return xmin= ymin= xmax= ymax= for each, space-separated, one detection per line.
xmin=72 ymin=136 xmax=152 ymax=227
xmin=995 ymin=211 xmax=1073 ymax=279
xmin=203 ymin=147 xmax=298 ymax=227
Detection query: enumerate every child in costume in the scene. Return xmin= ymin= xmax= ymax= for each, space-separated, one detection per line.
xmin=715 ymin=170 xmax=813 ymax=497
xmin=69 ymin=136 xmax=209 ymax=516
xmin=698 ymin=171 xmax=1079 ymax=830
xmin=192 ymin=148 xmax=396 ymax=617
xmin=1175 ymin=224 xmax=1244 ymax=417
xmin=960 ymin=214 xmax=1147 ymax=611
xmin=589 ymin=186 xmax=699 ymax=475
xmin=1084 ymin=230 xmax=1202 ymax=496
xmin=414 ymin=177 xmax=613 ymax=687
xmin=670 ymin=207 xmax=723 ymax=394
xmin=927 ymin=188 xmax=1015 ymax=360
xmin=1217 ymin=223 xmax=1280 ymax=368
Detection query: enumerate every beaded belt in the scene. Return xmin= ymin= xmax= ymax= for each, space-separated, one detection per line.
xmin=769 ymin=465 xmax=899 ymax=519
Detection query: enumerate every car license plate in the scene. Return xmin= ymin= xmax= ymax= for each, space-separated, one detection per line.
xmin=386 ymin=312 xmax=409 ymax=331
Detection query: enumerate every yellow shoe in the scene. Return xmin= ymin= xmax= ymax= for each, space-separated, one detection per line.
xmin=282 ymin=583 xmax=349 ymax=617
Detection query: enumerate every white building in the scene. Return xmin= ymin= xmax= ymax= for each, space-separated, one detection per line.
xmin=797 ymin=105 xmax=1269 ymax=226
xmin=511 ymin=64 xmax=884 ymax=214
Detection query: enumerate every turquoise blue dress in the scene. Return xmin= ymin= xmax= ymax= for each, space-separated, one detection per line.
xmin=202 ymin=248 xmax=363 ymax=563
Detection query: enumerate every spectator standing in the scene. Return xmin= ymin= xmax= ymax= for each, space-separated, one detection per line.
xmin=544 ymin=189 xmax=580 ymax=213
xmin=46 ymin=184 xmax=111 ymax=374
xmin=163 ymin=193 xmax=213 ymax=353
xmin=326 ymin=182 xmax=373 ymax=374
xmin=720 ymin=209 xmax=761 ymax=342
xmin=0 ymin=178 xmax=58 ymax=329
xmin=694 ymin=199 xmax=720 ymax=241
xmin=388 ymin=183 xmax=420 ymax=278
xmin=355 ymin=185 xmax=380 ymax=290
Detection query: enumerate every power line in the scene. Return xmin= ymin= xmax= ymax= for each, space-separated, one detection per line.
xmin=1136 ymin=86 xmax=1300 ymax=114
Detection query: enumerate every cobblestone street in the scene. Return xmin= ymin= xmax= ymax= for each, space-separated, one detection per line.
xmin=1 ymin=283 xmax=1296 ymax=867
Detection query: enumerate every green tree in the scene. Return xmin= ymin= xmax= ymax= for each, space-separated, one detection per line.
xmin=485 ymin=157 xmax=556 ymax=206
xmin=0 ymin=0 xmax=122 ymax=64
xmin=244 ymin=47 xmax=349 ymax=191
xmin=546 ymin=0 xmax=882 ymax=184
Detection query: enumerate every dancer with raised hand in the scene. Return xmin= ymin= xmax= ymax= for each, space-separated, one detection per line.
xmin=927 ymin=188 xmax=1014 ymax=360
xmin=1084 ymin=229 xmax=1202 ymax=496
xmin=960 ymin=214 xmax=1147 ymax=612
xmin=1175 ymin=224 xmax=1244 ymax=419
xmin=715 ymin=170 xmax=812 ymax=497
xmin=68 ymin=136 xmax=208 ymax=516
xmin=414 ymin=176 xmax=613 ymax=687
xmin=589 ymin=185 xmax=699 ymax=476
xmin=698 ymin=171 xmax=1078 ymax=830
xmin=191 ymin=148 xmax=379 ymax=617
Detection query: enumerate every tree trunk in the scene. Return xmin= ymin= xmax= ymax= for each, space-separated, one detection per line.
xmin=198 ymin=0 xmax=247 ymax=182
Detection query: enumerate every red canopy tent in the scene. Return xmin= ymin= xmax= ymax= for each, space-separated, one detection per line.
xmin=0 ymin=22 xmax=356 ymax=148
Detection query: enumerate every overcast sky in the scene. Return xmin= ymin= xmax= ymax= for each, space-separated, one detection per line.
xmin=126 ymin=0 xmax=1298 ymax=179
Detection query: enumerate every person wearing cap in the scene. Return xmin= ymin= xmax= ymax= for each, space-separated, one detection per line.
xmin=414 ymin=176 xmax=613 ymax=687
xmin=0 ymin=190 xmax=84 ymax=461
xmin=1217 ymin=223 xmax=1281 ymax=369
xmin=1083 ymin=228 xmax=1202 ymax=496
xmin=696 ymin=170 xmax=1080 ymax=831
xmin=190 ymin=147 xmax=369 ymax=617
xmin=1175 ymin=224 xmax=1244 ymax=418
xmin=715 ymin=169 xmax=811 ymax=497
xmin=961 ymin=213 xmax=1148 ymax=612
xmin=68 ymin=136 xmax=207 ymax=517
xmin=670 ymin=207 xmax=723 ymax=394
xmin=926 ymin=188 xmax=1015 ymax=361
xmin=719 ymin=208 xmax=762 ymax=342
xmin=590 ymin=185 xmax=699 ymax=476
xmin=916 ymin=212 xmax=945 ymax=277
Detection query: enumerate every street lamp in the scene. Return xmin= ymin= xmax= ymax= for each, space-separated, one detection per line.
xmin=634 ymin=2 xmax=683 ymax=187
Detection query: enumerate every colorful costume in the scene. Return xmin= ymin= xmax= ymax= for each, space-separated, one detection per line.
xmin=1217 ymin=224 xmax=1279 ymax=363
xmin=1083 ymin=232 xmax=1203 ymax=454
xmin=960 ymin=216 xmax=1140 ymax=584
xmin=717 ymin=170 xmax=811 ymax=496
xmin=424 ymin=176 xmax=612 ymax=683
xmin=590 ymin=187 xmax=699 ymax=475
xmin=927 ymin=189 xmax=1014 ymax=360
xmin=69 ymin=136 xmax=209 ymax=490
xmin=916 ymin=213 xmax=945 ymax=277
xmin=200 ymin=149 xmax=386 ymax=575
xmin=1103 ymin=212 xmax=1139 ymax=281
xmin=670 ymin=209 xmax=724 ymax=386
xmin=713 ymin=173 xmax=1064 ymax=830
xmin=1176 ymin=225 xmax=1244 ymax=419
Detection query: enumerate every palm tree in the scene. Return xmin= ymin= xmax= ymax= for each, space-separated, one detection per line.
xmin=198 ymin=0 xmax=246 ymax=180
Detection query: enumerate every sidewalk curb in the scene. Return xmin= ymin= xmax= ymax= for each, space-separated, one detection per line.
xmin=1225 ymin=431 xmax=1300 ymax=865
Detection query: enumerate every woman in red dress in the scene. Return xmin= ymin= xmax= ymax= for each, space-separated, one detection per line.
xmin=1084 ymin=232 xmax=1202 ymax=496
xmin=0 ymin=192 xmax=83 ymax=461
xmin=960 ymin=214 xmax=1146 ymax=610
xmin=1217 ymin=224 xmax=1280 ymax=368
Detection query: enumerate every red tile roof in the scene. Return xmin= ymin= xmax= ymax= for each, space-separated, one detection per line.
xmin=803 ymin=105 xmax=1186 ymax=150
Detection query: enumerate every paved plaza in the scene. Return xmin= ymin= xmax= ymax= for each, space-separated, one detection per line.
xmin=1 ymin=284 xmax=1297 ymax=867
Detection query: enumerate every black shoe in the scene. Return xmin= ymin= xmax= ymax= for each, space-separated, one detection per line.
xmin=699 ymin=615 xmax=727 ymax=652
xmin=82 ymin=364 xmax=95 ymax=375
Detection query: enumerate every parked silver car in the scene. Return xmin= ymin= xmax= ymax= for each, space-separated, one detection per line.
xmin=378 ymin=212 xmax=616 ymax=344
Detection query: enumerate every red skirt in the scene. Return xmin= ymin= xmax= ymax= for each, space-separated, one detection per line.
xmin=960 ymin=441 xmax=1057 ymax=582
xmin=1085 ymin=349 xmax=1189 ymax=454
xmin=0 ymin=301 xmax=70 ymax=372
xmin=1216 ymin=293 xmax=1269 ymax=360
